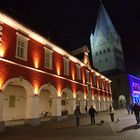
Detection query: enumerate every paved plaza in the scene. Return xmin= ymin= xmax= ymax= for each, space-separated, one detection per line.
xmin=0 ymin=109 xmax=140 ymax=140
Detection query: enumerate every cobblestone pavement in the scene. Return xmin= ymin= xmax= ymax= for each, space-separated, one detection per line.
xmin=0 ymin=109 xmax=140 ymax=140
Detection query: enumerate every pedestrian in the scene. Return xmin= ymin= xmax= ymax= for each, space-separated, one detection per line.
xmin=74 ymin=105 xmax=81 ymax=127
xmin=130 ymin=103 xmax=134 ymax=114
xmin=88 ymin=105 xmax=97 ymax=125
xmin=85 ymin=105 xmax=87 ymax=114
xmin=109 ymin=105 xmax=115 ymax=122
xmin=126 ymin=103 xmax=130 ymax=114
xmin=133 ymin=103 xmax=140 ymax=124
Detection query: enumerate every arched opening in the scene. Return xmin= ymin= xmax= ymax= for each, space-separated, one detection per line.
xmin=118 ymin=95 xmax=126 ymax=108
xmin=2 ymin=78 xmax=34 ymax=122
xmin=61 ymin=88 xmax=73 ymax=116
xmin=76 ymin=91 xmax=85 ymax=113
xmin=38 ymin=84 xmax=57 ymax=120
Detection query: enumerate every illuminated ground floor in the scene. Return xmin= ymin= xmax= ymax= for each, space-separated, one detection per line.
xmin=0 ymin=60 xmax=112 ymax=132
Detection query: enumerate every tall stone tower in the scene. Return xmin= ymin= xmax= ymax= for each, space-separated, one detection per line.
xmin=90 ymin=3 xmax=125 ymax=75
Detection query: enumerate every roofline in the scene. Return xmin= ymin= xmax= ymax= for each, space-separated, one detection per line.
xmin=0 ymin=11 xmax=111 ymax=82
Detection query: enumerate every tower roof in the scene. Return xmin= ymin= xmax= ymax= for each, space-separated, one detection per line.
xmin=90 ymin=2 xmax=125 ymax=73
xmin=91 ymin=3 xmax=121 ymax=49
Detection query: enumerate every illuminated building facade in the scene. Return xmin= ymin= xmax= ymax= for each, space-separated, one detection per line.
xmin=128 ymin=75 xmax=140 ymax=104
xmin=0 ymin=12 xmax=112 ymax=132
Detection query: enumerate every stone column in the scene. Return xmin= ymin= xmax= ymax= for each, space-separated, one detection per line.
xmin=51 ymin=97 xmax=62 ymax=121
xmin=80 ymin=99 xmax=86 ymax=113
xmin=0 ymin=91 xmax=5 ymax=132
xmin=25 ymin=95 xmax=40 ymax=126
xmin=68 ymin=98 xmax=76 ymax=115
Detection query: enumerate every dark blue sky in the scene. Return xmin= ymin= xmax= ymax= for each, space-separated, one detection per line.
xmin=0 ymin=0 xmax=140 ymax=74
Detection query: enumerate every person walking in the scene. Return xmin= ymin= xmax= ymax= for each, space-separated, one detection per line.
xmin=88 ymin=105 xmax=97 ymax=125
xmin=133 ymin=103 xmax=140 ymax=124
xmin=109 ymin=105 xmax=115 ymax=122
xmin=74 ymin=105 xmax=81 ymax=127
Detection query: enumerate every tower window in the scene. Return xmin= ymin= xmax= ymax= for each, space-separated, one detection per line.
xmin=99 ymin=50 xmax=102 ymax=55
xmin=107 ymin=48 xmax=110 ymax=52
xmin=96 ymin=52 xmax=98 ymax=56
xmin=103 ymin=49 xmax=106 ymax=54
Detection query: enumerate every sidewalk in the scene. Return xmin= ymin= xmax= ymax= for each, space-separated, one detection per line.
xmin=0 ymin=109 xmax=139 ymax=140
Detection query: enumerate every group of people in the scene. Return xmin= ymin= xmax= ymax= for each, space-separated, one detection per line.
xmin=74 ymin=102 xmax=140 ymax=128
xmin=126 ymin=103 xmax=140 ymax=124
xmin=74 ymin=105 xmax=115 ymax=127
xmin=74 ymin=105 xmax=97 ymax=127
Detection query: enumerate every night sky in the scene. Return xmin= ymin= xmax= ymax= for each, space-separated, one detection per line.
xmin=0 ymin=0 xmax=140 ymax=74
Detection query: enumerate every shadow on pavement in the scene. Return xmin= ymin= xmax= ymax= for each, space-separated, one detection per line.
xmin=120 ymin=124 xmax=140 ymax=132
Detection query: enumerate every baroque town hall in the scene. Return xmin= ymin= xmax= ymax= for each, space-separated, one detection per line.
xmin=0 ymin=11 xmax=112 ymax=132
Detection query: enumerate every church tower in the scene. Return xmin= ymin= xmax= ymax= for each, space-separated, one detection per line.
xmin=90 ymin=3 xmax=125 ymax=75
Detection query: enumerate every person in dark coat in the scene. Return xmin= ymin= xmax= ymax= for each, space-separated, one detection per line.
xmin=133 ymin=103 xmax=140 ymax=124
xmin=74 ymin=105 xmax=81 ymax=127
xmin=88 ymin=105 xmax=97 ymax=125
xmin=109 ymin=105 xmax=115 ymax=122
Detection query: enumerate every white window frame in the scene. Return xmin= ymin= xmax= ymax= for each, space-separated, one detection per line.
xmin=63 ymin=57 xmax=69 ymax=76
xmin=44 ymin=47 xmax=53 ymax=70
xmin=15 ymin=32 xmax=29 ymax=61
xmin=76 ymin=64 xmax=81 ymax=80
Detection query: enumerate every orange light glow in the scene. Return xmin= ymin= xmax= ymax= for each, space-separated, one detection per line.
xmin=0 ymin=78 xmax=4 ymax=91
xmin=73 ymin=92 xmax=76 ymax=98
xmin=82 ymin=74 xmax=85 ymax=84
xmin=34 ymin=58 xmax=39 ymax=69
xmin=33 ymin=84 xmax=39 ymax=95
xmin=84 ymin=92 xmax=87 ymax=99
xmin=57 ymin=85 xmax=62 ymax=97
xmin=0 ymin=45 xmax=5 ymax=57
xmin=56 ymin=63 xmax=61 ymax=75
xmin=71 ymin=70 xmax=75 ymax=80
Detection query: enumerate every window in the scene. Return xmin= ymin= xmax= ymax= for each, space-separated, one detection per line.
xmin=86 ymin=70 xmax=90 ymax=83
xmin=96 ymin=52 xmax=98 ymax=56
xmin=44 ymin=48 xmax=53 ymax=69
xmin=107 ymin=48 xmax=110 ymax=52
xmin=99 ymin=60 xmax=101 ymax=63
xmin=99 ymin=50 xmax=102 ymax=55
xmin=76 ymin=64 xmax=81 ymax=80
xmin=63 ymin=57 xmax=69 ymax=75
xmin=105 ymin=57 xmax=108 ymax=62
xmin=16 ymin=32 xmax=29 ymax=60
xmin=103 ymin=49 xmax=106 ymax=54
